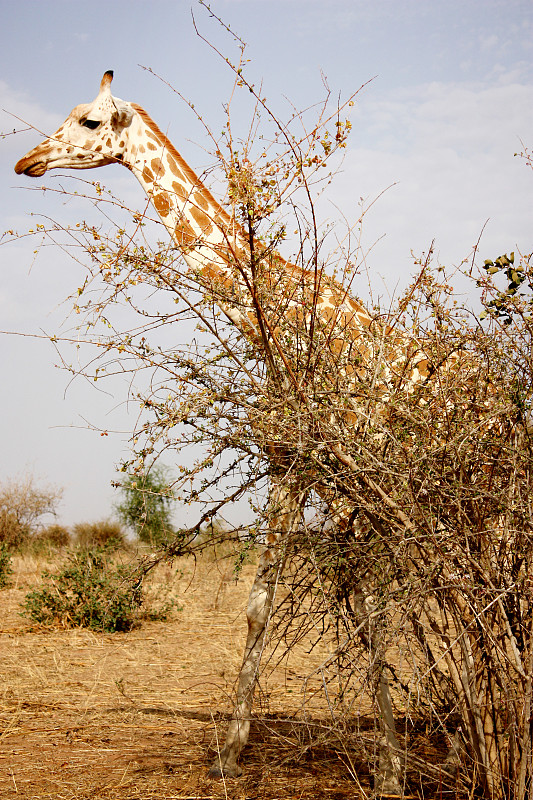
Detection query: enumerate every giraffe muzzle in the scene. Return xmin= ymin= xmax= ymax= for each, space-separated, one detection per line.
xmin=14 ymin=157 xmax=47 ymax=177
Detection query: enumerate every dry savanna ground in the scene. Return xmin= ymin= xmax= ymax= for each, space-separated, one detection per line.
xmin=0 ymin=548 xmax=393 ymax=800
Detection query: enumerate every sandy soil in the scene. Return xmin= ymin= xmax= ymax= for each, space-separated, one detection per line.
xmin=0 ymin=551 xmax=369 ymax=800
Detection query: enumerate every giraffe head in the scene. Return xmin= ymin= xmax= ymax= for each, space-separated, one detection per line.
xmin=15 ymin=71 xmax=134 ymax=177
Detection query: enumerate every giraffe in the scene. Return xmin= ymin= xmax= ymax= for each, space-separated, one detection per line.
xmin=15 ymin=71 xmax=407 ymax=793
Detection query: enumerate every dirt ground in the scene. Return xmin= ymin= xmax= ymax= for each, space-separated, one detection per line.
xmin=0 ymin=551 xmax=376 ymax=800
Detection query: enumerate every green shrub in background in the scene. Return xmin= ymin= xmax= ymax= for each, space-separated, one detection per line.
xmin=21 ymin=547 xmax=179 ymax=631
xmin=22 ymin=548 xmax=142 ymax=632
xmin=0 ymin=544 xmax=13 ymax=589
xmin=73 ymin=520 xmax=127 ymax=550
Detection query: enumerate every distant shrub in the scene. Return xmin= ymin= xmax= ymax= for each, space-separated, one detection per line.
xmin=22 ymin=547 xmax=142 ymax=632
xmin=0 ymin=544 xmax=13 ymax=589
xmin=0 ymin=477 xmax=62 ymax=549
xmin=36 ymin=524 xmax=71 ymax=549
xmin=73 ymin=520 xmax=126 ymax=550
xmin=0 ymin=510 xmax=25 ymax=549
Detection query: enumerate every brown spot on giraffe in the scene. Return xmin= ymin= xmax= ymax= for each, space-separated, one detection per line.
xmin=321 ymin=306 xmax=338 ymax=324
xmin=167 ymin=156 xmax=186 ymax=182
xmin=143 ymin=165 xmax=154 ymax=183
xmin=151 ymin=157 xmax=165 ymax=178
xmin=190 ymin=205 xmax=213 ymax=235
xmin=153 ymin=192 xmax=172 ymax=217
xmin=193 ymin=191 xmax=209 ymax=211
xmin=233 ymin=246 xmax=249 ymax=263
xmin=147 ymin=142 xmax=156 ymax=151
xmin=285 ymin=306 xmax=305 ymax=325
xmin=337 ymin=310 xmax=358 ymax=329
xmin=172 ymin=181 xmax=189 ymax=202
xmin=174 ymin=216 xmax=196 ymax=247
xmin=201 ymin=263 xmax=232 ymax=288
xmin=415 ymin=358 xmax=430 ymax=378
xmin=330 ymin=339 xmax=346 ymax=356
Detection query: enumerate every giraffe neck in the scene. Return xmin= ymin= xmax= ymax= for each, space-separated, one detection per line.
xmin=117 ymin=104 xmax=376 ymax=349
xmin=122 ymin=104 xmax=253 ymax=331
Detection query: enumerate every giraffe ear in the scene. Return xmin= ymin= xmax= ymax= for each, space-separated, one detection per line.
xmin=111 ymin=99 xmax=134 ymax=129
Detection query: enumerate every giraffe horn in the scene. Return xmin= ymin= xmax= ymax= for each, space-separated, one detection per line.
xmin=99 ymin=70 xmax=114 ymax=93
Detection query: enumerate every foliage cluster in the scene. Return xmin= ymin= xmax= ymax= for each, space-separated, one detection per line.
xmin=480 ymin=250 xmax=533 ymax=324
xmin=37 ymin=523 xmax=71 ymax=548
xmin=73 ymin=519 xmax=127 ymax=550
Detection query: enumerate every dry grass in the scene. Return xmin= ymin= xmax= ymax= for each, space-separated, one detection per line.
xmin=0 ymin=551 xmax=374 ymax=799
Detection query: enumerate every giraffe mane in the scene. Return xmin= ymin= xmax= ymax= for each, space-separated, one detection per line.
xmin=130 ymin=103 xmax=233 ymax=229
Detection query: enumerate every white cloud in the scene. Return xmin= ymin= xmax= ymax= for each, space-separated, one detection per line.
xmin=480 ymin=34 xmax=500 ymax=51
xmin=325 ymin=77 xmax=533 ymax=297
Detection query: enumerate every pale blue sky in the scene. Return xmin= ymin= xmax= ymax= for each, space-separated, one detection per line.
xmin=1 ymin=0 xmax=532 ymax=526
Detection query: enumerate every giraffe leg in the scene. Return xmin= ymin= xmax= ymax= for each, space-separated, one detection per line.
xmin=209 ymin=483 xmax=302 ymax=778
xmin=355 ymin=588 xmax=403 ymax=796
xmin=375 ymin=669 xmax=403 ymax=796
xmin=208 ymin=554 xmax=275 ymax=777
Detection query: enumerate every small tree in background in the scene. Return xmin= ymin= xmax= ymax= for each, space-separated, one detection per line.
xmin=37 ymin=523 xmax=71 ymax=549
xmin=0 ymin=476 xmax=62 ymax=548
xmin=115 ymin=466 xmax=176 ymax=546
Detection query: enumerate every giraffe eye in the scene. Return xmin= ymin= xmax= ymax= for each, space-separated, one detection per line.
xmin=81 ymin=118 xmax=101 ymax=130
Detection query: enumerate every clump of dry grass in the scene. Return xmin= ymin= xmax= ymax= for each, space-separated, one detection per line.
xmin=73 ymin=520 xmax=127 ymax=550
